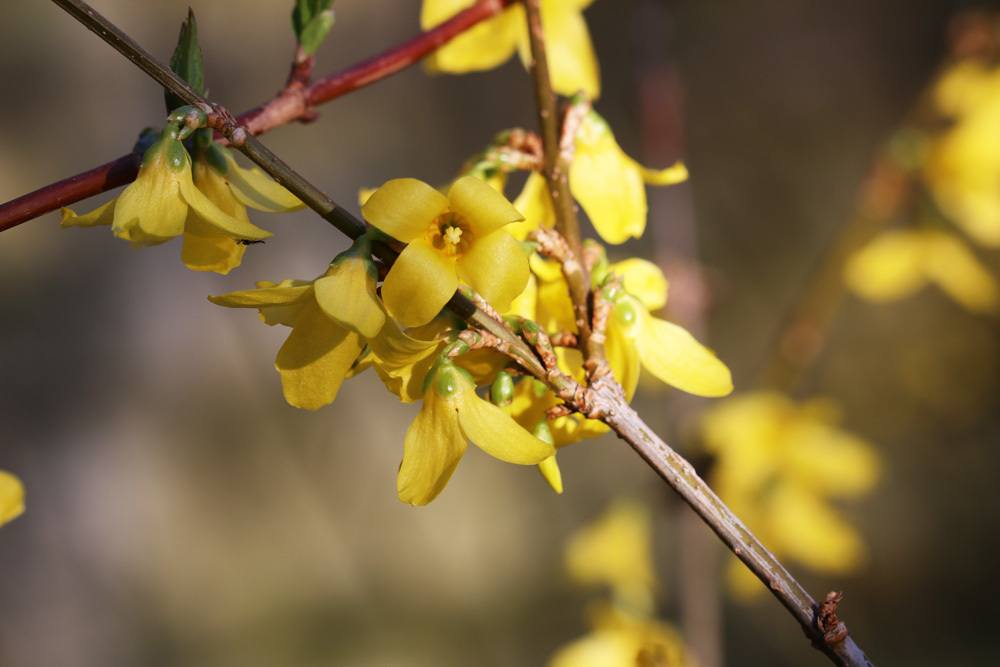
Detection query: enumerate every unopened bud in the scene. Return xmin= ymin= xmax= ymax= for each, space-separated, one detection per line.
xmin=490 ymin=371 xmax=515 ymax=407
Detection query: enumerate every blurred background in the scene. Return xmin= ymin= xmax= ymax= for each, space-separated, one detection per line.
xmin=2 ymin=0 xmax=998 ymax=665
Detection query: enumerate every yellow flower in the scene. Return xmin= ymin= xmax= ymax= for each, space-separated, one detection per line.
xmin=845 ymin=228 xmax=999 ymax=314
xmin=606 ymin=258 xmax=732 ymax=398
xmin=925 ymin=61 xmax=1000 ymax=247
xmin=62 ymin=130 xmax=301 ymax=274
xmin=700 ymin=392 xmax=880 ymax=598
xmin=0 ymin=470 xmax=25 ymax=527
xmin=507 ymin=113 xmax=688 ymax=246
xmin=570 ymin=111 xmax=688 ymax=244
xmin=565 ymin=500 xmax=656 ymax=613
xmin=366 ymin=319 xmax=452 ymax=403
xmin=548 ymin=611 xmax=690 ymax=667
xmin=362 ymin=176 xmax=529 ymax=327
xmin=422 ymin=0 xmax=600 ymax=98
xmin=398 ymin=360 xmax=554 ymax=505
xmin=209 ymin=241 xmax=384 ymax=410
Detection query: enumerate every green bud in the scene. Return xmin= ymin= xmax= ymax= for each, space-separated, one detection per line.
xmin=490 ymin=371 xmax=515 ymax=407
xmin=613 ymin=296 xmax=640 ymax=330
xmin=165 ymin=9 xmax=206 ymax=113
xmin=532 ymin=420 xmax=554 ymax=446
xmin=292 ymin=0 xmax=335 ymax=56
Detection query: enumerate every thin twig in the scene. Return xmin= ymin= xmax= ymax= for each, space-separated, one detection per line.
xmin=0 ymin=0 xmax=515 ymax=232
xmin=522 ymin=0 xmax=592 ymax=349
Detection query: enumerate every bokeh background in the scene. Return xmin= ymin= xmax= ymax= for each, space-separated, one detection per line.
xmin=2 ymin=0 xmax=998 ymax=665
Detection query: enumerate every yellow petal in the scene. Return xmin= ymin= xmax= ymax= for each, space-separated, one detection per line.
xmin=506 ymin=271 xmax=538 ymax=320
xmin=274 ymin=302 xmax=364 ymax=410
xmin=382 ymin=240 xmax=458 ymax=327
xmin=524 ymin=2 xmax=600 ymax=98
xmin=362 ymin=178 xmax=449 ymax=243
xmin=181 ymin=223 xmax=246 ymax=275
xmin=60 ymin=199 xmax=116 ymax=228
xmin=0 ymin=470 xmax=25 ymax=527
xmin=637 ymin=312 xmax=733 ymax=397
xmin=448 ymin=175 xmax=524 ymax=237
xmin=611 ymin=258 xmax=668 ymax=311
xmin=536 ymin=274 xmax=577 ymax=332
xmin=538 ymin=455 xmax=564 ymax=494
xmin=844 ymin=230 xmax=927 ymax=303
xmin=508 ymin=172 xmax=554 ymax=241
xmin=570 ymin=113 xmax=646 ymax=244
xmin=368 ymin=319 xmax=444 ymax=403
xmin=923 ymin=231 xmax=1000 ymax=313
xmin=113 ymin=156 xmax=188 ymax=245
xmin=222 ymin=151 xmax=304 ymax=212
xmin=456 ymin=386 xmax=554 ymax=464
xmin=638 ymin=159 xmax=689 ymax=186
xmin=209 ymin=283 xmax=313 ymax=308
xmin=179 ymin=169 xmax=271 ymax=241
xmin=423 ymin=1 xmax=523 ymax=74
xmin=457 ymin=229 xmax=530 ymax=312
xmin=397 ymin=387 xmax=467 ymax=505
xmin=605 ymin=317 xmax=640 ymax=401
xmin=314 ymin=256 xmax=386 ymax=338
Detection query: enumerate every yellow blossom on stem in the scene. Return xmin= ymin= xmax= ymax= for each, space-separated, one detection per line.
xmin=0 ymin=470 xmax=25 ymax=527
xmin=845 ymin=228 xmax=999 ymax=314
xmin=398 ymin=360 xmax=554 ymax=505
xmin=209 ymin=238 xmax=384 ymax=410
xmin=362 ymin=176 xmax=529 ymax=327
xmin=700 ymin=391 xmax=880 ymax=598
xmin=61 ymin=126 xmax=299 ymax=274
xmin=605 ymin=258 xmax=732 ymax=398
xmin=422 ymin=0 xmax=600 ymax=98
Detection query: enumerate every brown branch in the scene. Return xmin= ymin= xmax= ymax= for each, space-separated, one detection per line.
xmin=522 ymin=0 xmax=592 ymax=349
xmin=0 ymin=0 xmax=515 ymax=233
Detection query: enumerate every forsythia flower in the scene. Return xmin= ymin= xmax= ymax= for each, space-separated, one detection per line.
xmin=606 ymin=258 xmax=732 ymax=398
xmin=549 ymin=501 xmax=693 ymax=667
xmin=845 ymin=228 xmax=999 ymax=314
xmin=362 ymin=176 xmax=529 ymax=327
xmin=209 ymin=239 xmax=384 ymax=410
xmin=422 ymin=0 xmax=600 ymax=98
xmin=0 ymin=470 xmax=25 ymax=527
xmin=507 ymin=112 xmax=689 ymax=245
xmin=925 ymin=60 xmax=1000 ymax=246
xmin=398 ymin=360 xmax=554 ymax=505
xmin=700 ymin=392 xmax=880 ymax=599
xmin=62 ymin=128 xmax=301 ymax=274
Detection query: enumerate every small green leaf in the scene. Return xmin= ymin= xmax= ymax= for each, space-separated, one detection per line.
xmin=165 ymin=9 xmax=206 ymax=113
xmin=292 ymin=0 xmax=335 ymax=55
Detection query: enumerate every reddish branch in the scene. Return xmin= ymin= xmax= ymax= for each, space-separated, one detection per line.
xmin=0 ymin=0 xmax=515 ymax=232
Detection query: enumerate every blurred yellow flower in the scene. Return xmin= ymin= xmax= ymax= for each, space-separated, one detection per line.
xmin=398 ymin=360 xmax=554 ymax=505
xmin=550 ymin=501 xmax=693 ymax=667
xmin=62 ymin=130 xmax=300 ymax=275
xmin=845 ymin=228 xmax=998 ymax=314
xmin=422 ymin=0 xmax=600 ymax=98
xmin=700 ymin=392 xmax=880 ymax=598
xmin=926 ymin=60 xmax=1000 ymax=247
xmin=209 ymin=241 xmax=384 ymax=410
xmin=362 ymin=176 xmax=529 ymax=327
xmin=0 ymin=470 xmax=25 ymax=527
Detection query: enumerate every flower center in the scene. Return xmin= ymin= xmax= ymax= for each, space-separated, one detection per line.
xmin=426 ymin=212 xmax=472 ymax=257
